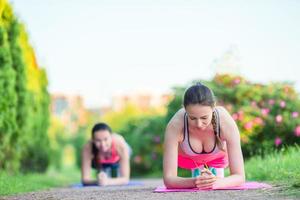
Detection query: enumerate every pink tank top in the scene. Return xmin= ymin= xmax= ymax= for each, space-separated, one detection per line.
xmin=96 ymin=139 xmax=120 ymax=164
xmin=178 ymin=109 xmax=228 ymax=169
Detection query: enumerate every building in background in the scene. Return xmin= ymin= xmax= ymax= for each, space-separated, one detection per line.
xmin=111 ymin=92 xmax=172 ymax=112
xmin=51 ymin=91 xmax=172 ymax=126
xmin=51 ymin=94 xmax=89 ymax=134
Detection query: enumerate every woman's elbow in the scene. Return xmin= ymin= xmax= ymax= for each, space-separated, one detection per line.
xmin=123 ymin=176 xmax=130 ymax=184
xmin=237 ymin=173 xmax=246 ymax=185
xmin=119 ymin=173 xmax=130 ymax=185
xmin=241 ymin=173 xmax=246 ymax=184
xmin=81 ymin=179 xmax=95 ymax=186
xmin=163 ymin=179 xmax=172 ymax=188
xmin=163 ymin=175 xmax=175 ymax=188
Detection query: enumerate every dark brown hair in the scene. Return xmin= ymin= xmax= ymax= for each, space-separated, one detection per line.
xmin=91 ymin=122 xmax=112 ymax=160
xmin=183 ymin=83 xmax=224 ymax=151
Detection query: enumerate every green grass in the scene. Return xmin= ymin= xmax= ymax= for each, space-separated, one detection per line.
xmin=0 ymin=167 xmax=80 ymax=196
xmin=244 ymin=145 xmax=300 ymax=197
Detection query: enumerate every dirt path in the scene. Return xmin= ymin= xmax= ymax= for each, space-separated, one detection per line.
xmin=1 ymin=179 xmax=297 ymax=200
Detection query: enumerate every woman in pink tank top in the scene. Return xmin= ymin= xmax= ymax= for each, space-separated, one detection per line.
xmin=163 ymin=83 xmax=245 ymax=189
xmin=81 ymin=123 xmax=131 ymax=186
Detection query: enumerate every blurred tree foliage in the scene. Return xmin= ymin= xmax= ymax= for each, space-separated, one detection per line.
xmin=0 ymin=0 xmax=50 ymax=173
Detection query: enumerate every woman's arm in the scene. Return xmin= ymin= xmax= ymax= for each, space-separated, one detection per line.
xmin=163 ymin=114 xmax=196 ymax=188
xmin=213 ymin=107 xmax=245 ymax=189
xmin=81 ymin=142 xmax=97 ymax=185
xmin=99 ymin=135 xmax=130 ymax=186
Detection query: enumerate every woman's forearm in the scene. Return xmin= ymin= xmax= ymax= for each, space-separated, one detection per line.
xmin=81 ymin=179 xmax=98 ymax=186
xmin=107 ymin=176 xmax=129 ymax=186
xmin=213 ymin=174 xmax=245 ymax=189
xmin=164 ymin=176 xmax=196 ymax=189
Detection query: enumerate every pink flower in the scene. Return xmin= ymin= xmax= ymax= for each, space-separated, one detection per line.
xmin=244 ymin=121 xmax=253 ymax=131
xmin=261 ymin=108 xmax=270 ymax=116
xmin=292 ymin=112 xmax=299 ymax=118
xmin=151 ymin=152 xmax=157 ymax=160
xmin=238 ymin=110 xmax=244 ymax=121
xmin=275 ymin=115 xmax=283 ymax=123
xmin=226 ymin=105 xmax=233 ymax=112
xmin=153 ymin=136 xmax=161 ymax=143
xmin=254 ymin=117 xmax=263 ymax=125
xmin=232 ymin=113 xmax=238 ymax=121
xmin=274 ymin=137 xmax=282 ymax=147
xmin=233 ymin=78 xmax=241 ymax=85
xmin=294 ymin=125 xmax=300 ymax=137
xmin=279 ymin=101 xmax=286 ymax=108
xmin=284 ymin=86 xmax=290 ymax=93
xmin=268 ymin=99 xmax=275 ymax=105
xmin=251 ymin=101 xmax=257 ymax=107
xmin=134 ymin=155 xmax=142 ymax=164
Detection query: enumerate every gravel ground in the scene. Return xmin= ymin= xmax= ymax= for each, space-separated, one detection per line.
xmin=1 ymin=179 xmax=298 ymax=200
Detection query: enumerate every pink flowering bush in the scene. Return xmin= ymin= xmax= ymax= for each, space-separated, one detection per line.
xmin=207 ymin=74 xmax=300 ymax=156
xmin=166 ymin=74 xmax=300 ymax=158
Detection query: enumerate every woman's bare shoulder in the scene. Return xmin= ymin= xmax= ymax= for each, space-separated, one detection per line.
xmin=112 ymin=133 xmax=127 ymax=147
xmin=82 ymin=141 xmax=93 ymax=156
xmin=167 ymin=108 xmax=185 ymax=127
xmin=216 ymin=106 xmax=240 ymax=140
xmin=215 ymin=106 xmax=232 ymax=120
xmin=165 ymin=108 xmax=185 ymax=142
xmin=112 ymin=133 xmax=129 ymax=156
xmin=112 ymin=133 xmax=125 ymax=141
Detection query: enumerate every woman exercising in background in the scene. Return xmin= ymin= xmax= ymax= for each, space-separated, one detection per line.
xmin=81 ymin=122 xmax=131 ymax=186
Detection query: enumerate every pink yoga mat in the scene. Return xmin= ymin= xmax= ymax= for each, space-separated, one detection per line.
xmin=154 ymin=182 xmax=272 ymax=192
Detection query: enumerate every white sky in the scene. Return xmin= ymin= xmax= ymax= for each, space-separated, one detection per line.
xmin=10 ymin=0 xmax=300 ymax=108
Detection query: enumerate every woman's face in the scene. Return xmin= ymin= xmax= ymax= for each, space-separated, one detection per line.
xmin=185 ymin=104 xmax=213 ymax=130
xmin=93 ymin=130 xmax=112 ymax=152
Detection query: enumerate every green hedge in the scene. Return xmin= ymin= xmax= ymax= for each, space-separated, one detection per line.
xmin=0 ymin=0 xmax=50 ymax=173
xmin=120 ymin=115 xmax=165 ymax=176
